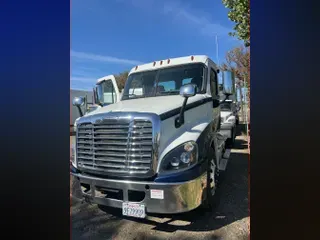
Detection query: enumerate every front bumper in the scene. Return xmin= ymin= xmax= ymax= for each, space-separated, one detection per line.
xmin=220 ymin=122 xmax=235 ymax=138
xmin=71 ymin=171 xmax=207 ymax=214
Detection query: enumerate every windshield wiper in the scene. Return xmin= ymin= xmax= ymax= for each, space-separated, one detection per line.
xmin=158 ymin=91 xmax=180 ymax=95
xmin=123 ymin=93 xmax=137 ymax=97
xmin=122 ymin=93 xmax=146 ymax=100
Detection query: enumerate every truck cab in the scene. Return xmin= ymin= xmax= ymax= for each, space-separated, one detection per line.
xmin=220 ymin=99 xmax=238 ymax=146
xmin=71 ymin=55 xmax=235 ymax=218
xmin=72 ymin=75 xmax=122 ymax=117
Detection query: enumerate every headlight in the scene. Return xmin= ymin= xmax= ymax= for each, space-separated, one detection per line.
xmin=70 ymin=142 xmax=76 ymax=166
xmin=159 ymin=141 xmax=198 ymax=174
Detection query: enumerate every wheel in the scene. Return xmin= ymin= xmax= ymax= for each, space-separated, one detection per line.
xmin=203 ymin=155 xmax=219 ymax=210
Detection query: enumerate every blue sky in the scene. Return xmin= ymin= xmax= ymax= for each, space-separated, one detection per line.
xmin=71 ymin=0 xmax=243 ymax=90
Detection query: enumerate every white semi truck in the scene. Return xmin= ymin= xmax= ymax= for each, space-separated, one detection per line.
xmin=218 ymin=71 xmax=239 ymax=146
xmin=71 ymin=55 xmax=235 ymax=218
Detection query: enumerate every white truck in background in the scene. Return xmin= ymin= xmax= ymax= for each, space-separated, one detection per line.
xmin=220 ymin=99 xmax=238 ymax=146
xmin=218 ymin=71 xmax=239 ymax=146
xmin=71 ymin=55 xmax=235 ymax=218
xmin=72 ymin=75 xmax=123 ymax=126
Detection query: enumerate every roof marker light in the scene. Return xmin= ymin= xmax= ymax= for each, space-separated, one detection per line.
xmin=160 ymin=60 xmax=163 ymax=65
xmin=167 ymin=59 xmax=170 ymax=64
xmin=191 ymin=56 xmax=194 ymax=61
xmin=135 ymin=66 xmax=138 ymax=70
xmin=153 ymin=61 xmax=156 ymax=66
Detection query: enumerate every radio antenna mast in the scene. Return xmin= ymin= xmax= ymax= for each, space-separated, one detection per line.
xmin=215 ymin=35 xmax=220 ymax=66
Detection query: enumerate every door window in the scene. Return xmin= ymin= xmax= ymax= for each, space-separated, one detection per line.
xmin=210 ymin=68 xmax=218 ymax=98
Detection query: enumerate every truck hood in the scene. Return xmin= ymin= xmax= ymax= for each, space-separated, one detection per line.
xmin=85 ymin=94 xmax=210 ymax=116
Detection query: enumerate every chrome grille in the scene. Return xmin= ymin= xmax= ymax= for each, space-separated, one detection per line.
xmin=76 ymin=119 xmax=153 ymax=174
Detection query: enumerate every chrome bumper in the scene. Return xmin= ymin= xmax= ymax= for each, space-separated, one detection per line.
xmin=220 ymin=122 xmax=234 ymax=138
xmin=71 ymin=172 xmax=207 ymax=214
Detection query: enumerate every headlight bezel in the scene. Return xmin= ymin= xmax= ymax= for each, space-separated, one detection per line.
xmin=158 ymin=141 xmax=198 ymax=175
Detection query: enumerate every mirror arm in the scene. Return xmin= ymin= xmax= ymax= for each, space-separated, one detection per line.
xmin=175 ymin=97 xmax=188 ymax=128
xmin=76 ymin=106 xmax=84 ymax=117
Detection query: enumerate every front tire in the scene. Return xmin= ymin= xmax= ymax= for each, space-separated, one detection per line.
xmin=203 ymin=156 xmax=219 ymax=210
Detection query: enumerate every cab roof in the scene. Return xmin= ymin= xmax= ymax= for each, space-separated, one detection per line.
xmin=129 ymin=55 xmax=217 ymax=75
xmin=96 ymin=75 xmax=116 ymax=84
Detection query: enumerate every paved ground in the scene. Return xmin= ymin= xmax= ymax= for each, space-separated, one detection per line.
xmin=70 ymin=126 xmax=249 ymax=240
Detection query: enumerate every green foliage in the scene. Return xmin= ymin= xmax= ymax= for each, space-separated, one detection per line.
xmin=114 ymin=71 xmax=129 ymax=91
xmin=222 ymin=0 xmax=250 ymax=46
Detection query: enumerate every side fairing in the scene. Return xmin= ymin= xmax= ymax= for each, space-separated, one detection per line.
xmin=156 ymin=100 xmax=218 ymax=172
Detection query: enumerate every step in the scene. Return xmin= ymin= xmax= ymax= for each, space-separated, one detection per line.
xmin=223 ymin=149 xmax=231 ymax=159
xmin=218 ymin=149 xmax=232 ymax=171
xmin=218 ymin=158 xmax=228 ymax=171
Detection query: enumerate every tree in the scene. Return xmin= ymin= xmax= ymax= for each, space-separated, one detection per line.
xmin=221 ymin=46 xmax=250 ymax=95
xmin=221 ymin=0 xmax=250 ymax=46
xmin=114 ymin=71 xmax=129 ymax=91
xmin=221 ymin=46 xmax=250 ymax=126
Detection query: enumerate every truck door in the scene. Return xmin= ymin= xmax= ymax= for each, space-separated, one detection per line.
xmin=95 ymin=75 xmax=121 ymax=106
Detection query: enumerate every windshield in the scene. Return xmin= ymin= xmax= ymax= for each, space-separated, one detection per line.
xmin=96 ymin=80 xmax=117 ymax=106
xmin=220 ymin=102 xmax=232 ymax=111
xmin=122 ymin=63 xmax=206 ymax=100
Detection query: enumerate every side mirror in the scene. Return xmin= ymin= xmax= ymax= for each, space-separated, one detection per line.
xmin=72 ymin=96 xmax=85 ymax=117
xmin=176 ymin=84 xmax=197 ymax=128
xmin=72 ymin=96 xmax=85 ymax=107
xmin=222 ymin=70 xmax=235 ymax=95
xmin=179 ymin=84 xmax=197 ymax=98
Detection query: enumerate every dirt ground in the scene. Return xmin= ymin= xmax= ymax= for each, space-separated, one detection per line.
xmin=70 ymin=126 xmax=249 ymax=240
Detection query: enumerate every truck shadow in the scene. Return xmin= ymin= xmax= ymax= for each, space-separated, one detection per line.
xmin=97 ymin=127 xmax=249 ymax=233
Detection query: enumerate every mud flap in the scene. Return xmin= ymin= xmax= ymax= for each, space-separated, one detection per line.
xmin=218 ymin=149 xmax=231 ymax=171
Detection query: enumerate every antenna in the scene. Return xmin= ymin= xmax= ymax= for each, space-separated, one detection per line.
xmin=215 ymin=35 xmax=220 ymax=66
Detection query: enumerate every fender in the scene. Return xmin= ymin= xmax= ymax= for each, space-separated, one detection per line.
xmin=155 ymin=118 xmax=219 ymax=183
xmin=157 ymin=121 xmax=210 ymax=172
xmin=196 ymin=116 xmax=220 ymax=165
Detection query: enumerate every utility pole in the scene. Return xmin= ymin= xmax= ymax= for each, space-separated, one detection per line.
xmin=238 ymin=79 xmax=244 ymax=122
xmin=243 ymin=77 xmax=249 ymax=138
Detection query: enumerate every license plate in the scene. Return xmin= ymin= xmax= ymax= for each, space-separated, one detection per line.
xmin=122 ymin=202 xmax=145 ymax=218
